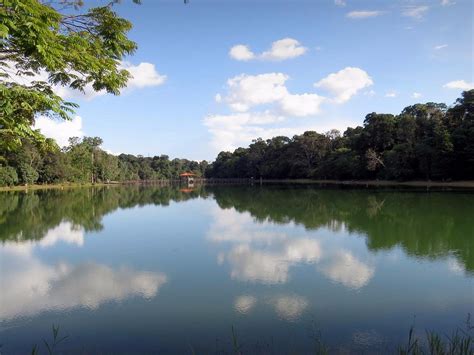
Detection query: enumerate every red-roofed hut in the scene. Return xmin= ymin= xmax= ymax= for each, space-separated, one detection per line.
xmin=179 ymin=172 xmax=196 ymax=185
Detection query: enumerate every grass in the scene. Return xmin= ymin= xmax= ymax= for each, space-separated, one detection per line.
xmin=0 ymin=182 xmax=114 ymax=192
xmin=26 ymin=319 xmax=473 ymax=354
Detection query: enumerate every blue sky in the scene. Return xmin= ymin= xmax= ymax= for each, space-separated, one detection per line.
xmin=36 ymin=0 xmax=473 ymax=161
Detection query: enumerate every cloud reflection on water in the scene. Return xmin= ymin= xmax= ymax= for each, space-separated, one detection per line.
xmin=0 ymin=222 xmax=167 ymax=320
xmin=207 ymin=206 xmax=374 ymax=290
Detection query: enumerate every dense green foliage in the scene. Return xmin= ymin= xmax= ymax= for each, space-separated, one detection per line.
xmin=0 ymin=136 xmax=207 ymax=185
xmin=1 ymin=0 xmax=137 ymax=152
xmin=207 ymin=91 xmax=474 ymax=181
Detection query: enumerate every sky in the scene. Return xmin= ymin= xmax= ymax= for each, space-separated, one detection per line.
xmin=35 ymin=0 xmax=473 ymax=161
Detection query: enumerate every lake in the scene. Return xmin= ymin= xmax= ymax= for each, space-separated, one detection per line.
xmin=0 ymin=185 xmax=473 ymax=354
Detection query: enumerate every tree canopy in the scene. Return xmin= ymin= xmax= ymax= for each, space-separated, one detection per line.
xmin=207 ymin=90 xmax=474 ymax=181
xmin=0 ymin=0 xmax=137 ymax=152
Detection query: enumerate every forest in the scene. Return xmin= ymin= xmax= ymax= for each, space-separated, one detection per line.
xmin=208 ymin=90 xmax=473 ymax=181
xmin=0 ymin=90 xmax=472 ymax=186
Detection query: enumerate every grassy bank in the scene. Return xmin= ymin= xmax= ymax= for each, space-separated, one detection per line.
xmin=0 ymin=182 xmax=117 ymax=192
xmin=2 ymin=179 xmax=474 ymax=192
xmin=261 ymin=179 xmax=474 ymax=188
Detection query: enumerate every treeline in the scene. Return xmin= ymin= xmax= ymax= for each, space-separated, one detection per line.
xmin=0 ymin=91 xmax=472 ymax=186
xmin=0 ymin=136 xmax=208 ymax=186
xmin=207 ymin=90 xmax=474 ymax=181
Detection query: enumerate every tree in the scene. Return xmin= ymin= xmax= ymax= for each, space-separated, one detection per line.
xmin=0 ymin=165 xmax=18 ymax=185
xmin=1 ymin=0 xmax=138 ymax=152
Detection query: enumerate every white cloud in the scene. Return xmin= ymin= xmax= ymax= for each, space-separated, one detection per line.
xmin=34 ymin=115 xmax=84 ymax=147
xmin=443 ymin=80 xmax=474 ymax=90
xmin=447 ymin=258 xmax=464 ymax=274
xmin=402 ymin=6 xmax=429 ymax=19
xmin=121 ymin=61 xmax=167 ymax=89
xmin=384 ymin=90 xmax=398 ymax=98
xmin=234 ymin=295 xmax=257 ymax=314
xmin=4 ymin=60 xmax=165 ymax=101
xmin=207 ymin=206 xmax=321 ymax=284
xmin=205 ymin=67 xmax=371 ymax=153
xmin=412 ymin=92 xmax=422 ymax=99
xmin=229 ymin=38 xmax=307 ymax=62
xmin=224 ymin=73 xmax=290 ymax=112
xmin=229 ymin=44 xmax=255 ymax=61
xmin=260 ymin=38 xmax=308 ymax=61
xmin=279 ymin=93 xmax=326 ymax=117
xmin=0 ymin=244 xmax=167 ymax=319
xmin=207 ymin=206 xmax=375 ymax=290
xmin=346 ymin=10 xmax=384 ymax=19
xmin=203 ymin=111 xmax=285 ymax=152
xmin=434 ymin=44 xmax=448 ymax=50
xmin=203 ymin=111 xmax=348 ymax=153
xmin=441 ymin=0 xmax=455 ymax=6
xmin=318 ymin=250 xmax=374 ymax=289
xmin=271 ymin=295 xmax=308 ymax=321
xmin=334 ymin=0 xmax=346 ymax=6
xmin=315 ymin=67 xmax=373 ymax=103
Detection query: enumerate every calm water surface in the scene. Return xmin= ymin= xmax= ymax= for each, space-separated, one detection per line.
xmin=0 ymin=185 xmax=473 ymax=353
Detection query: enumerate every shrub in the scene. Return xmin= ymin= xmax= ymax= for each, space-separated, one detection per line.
xmin=0 ymin=166 xmax=19 ymax=186
xmin=18 ymin=164 xmax=39 ymax=184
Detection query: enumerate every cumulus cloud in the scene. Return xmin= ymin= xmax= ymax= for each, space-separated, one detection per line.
xmin=234 ymin=295 xmax=257 ymax=314
xmin=203 ymin=111 xmax=345 ymax=156
xmin=121 ymin=61 xmax=167 ymax=89
xmin=34 ymin=115 xmax=84 ymax=147
xmin=443 ymin=80 xmax=474 ymax=90
xmin=205 ymin=67 xmax=371 ymax=152
xmin=224 ymin=73 xmax=290 ymax=112
xmin=229 ymin=38 xmax=307 ymax=62
xmin=229 ymin=44 xmax=256 ymax=61
xmin=335 ymin=0 xmax=346 ymax=6
xmin=220 ymin=73 xmax=326 ymax=117
xmin=412 ymin=92 xmax=422 ymax=99
xmin=207 ymin=206 xmax=321 ymax=284
xmin=260 ymin=38 xmax=308 ymax=61
xmin=315 ymin=67 xmax=373 ymax=103
xmin=271 ymin=295 xmax=309 ymax=321
xmin=384 ymin=91 xmax=398 ymax=98
xmin=0 ymin=240 xmax=167 ymax=319
xmin=223 ymin=238 xmax=321 ymax=284
xmin=207 ymin=206 xmax=376 ymax=290
xmin=4 ymin=60 xmax=165 ymax=101
xmin=447 ymin=258 xmax=464 ymax=274
xmin=434 ymin=44 xmax=448 ymax=50
xmin=402 ymin=6 xmax=429 ymax=19
xmin=279 ymin=93 xmax=326 ymax=117
xmin=346 ymin=10 xmax=384 ymax=19
xmin=65 ymin=61 xmax=166 ymax=99
xmin=203 ymin=111 xmax=287 ymax=152
xmin=318 ymin=250 xmax=374 ymax=289
xmin=441 ymin=0 xmax=455 ymax=6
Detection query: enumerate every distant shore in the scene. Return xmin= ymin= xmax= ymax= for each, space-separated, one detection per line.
xmin=2 ymin=179 xmax=474 ymax=192
xmin=0 ymin=182 xmax=113 ymax=192
xmin=260 ymin=179 xmax=474 ymax=188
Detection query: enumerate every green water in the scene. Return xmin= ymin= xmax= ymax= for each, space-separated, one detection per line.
xmin=0 ymin=185 xmax=473 ymax=353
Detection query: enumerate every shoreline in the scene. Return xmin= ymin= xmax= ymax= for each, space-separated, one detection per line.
xmin=2 ymin=179 xmax=474 ymax=192
xmin=259 ymin=179 xmax=474 ymax=188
